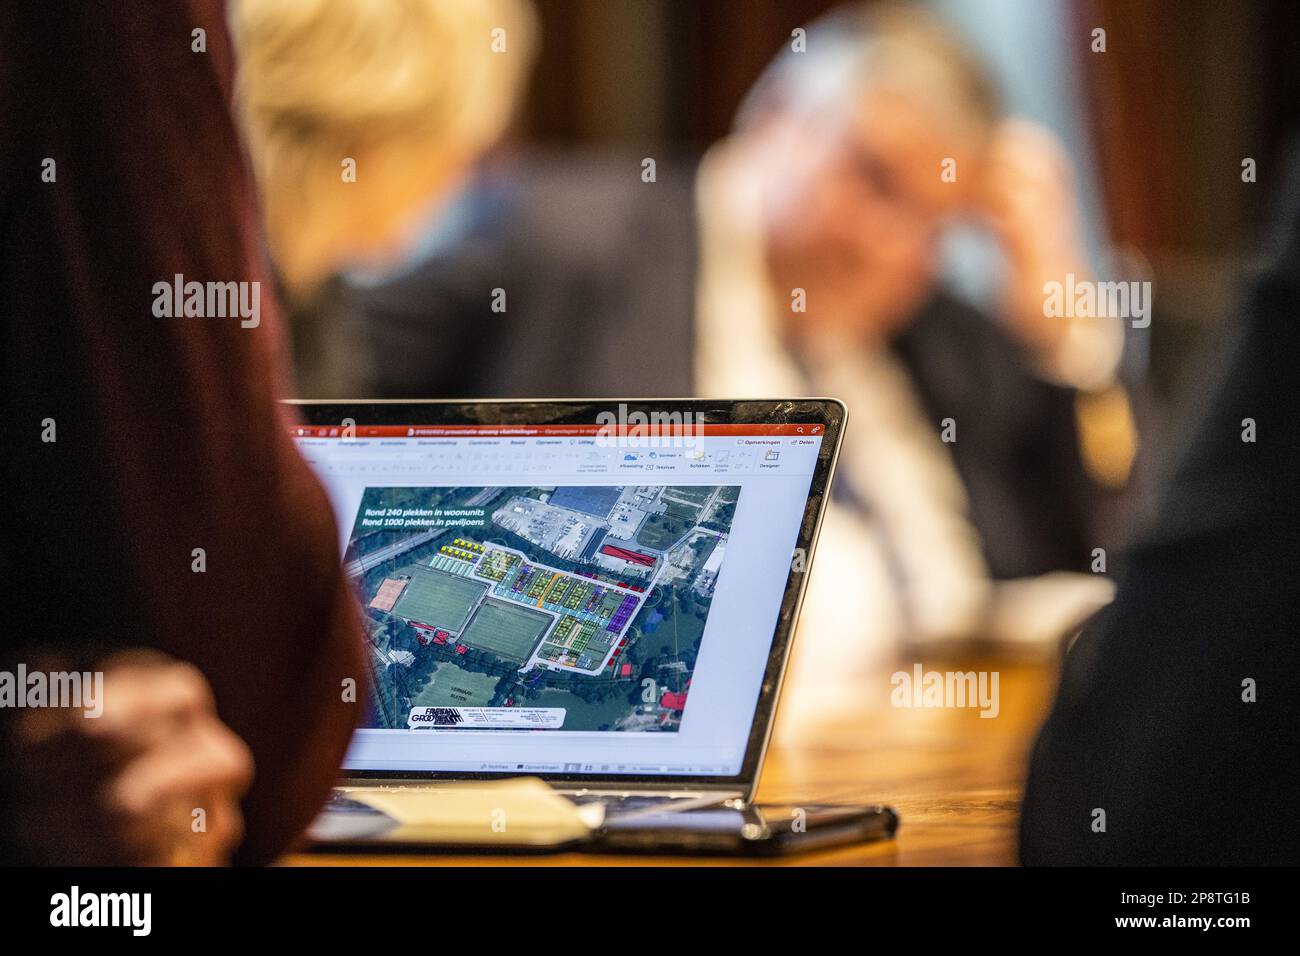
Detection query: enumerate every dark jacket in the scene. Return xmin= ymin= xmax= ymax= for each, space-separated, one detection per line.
xmin=1020 ymin=158 xmax=1300 ymax=865
xmin=893 ymin=293 xmax=1101 ymax=578
xmin=296 ymin=152 xmax=698 ymax=400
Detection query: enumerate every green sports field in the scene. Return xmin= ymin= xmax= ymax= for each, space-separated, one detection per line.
xmin=460 ymin=598 xmax=552 ymax=661
xmin=391 ymin=565 xmax=486 ymax=633
xmin=411 ymin=663 xmax=499 ymax=708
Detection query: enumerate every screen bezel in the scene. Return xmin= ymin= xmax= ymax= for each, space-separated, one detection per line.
xmin=286 ymin=397 xmax=846 ymax=797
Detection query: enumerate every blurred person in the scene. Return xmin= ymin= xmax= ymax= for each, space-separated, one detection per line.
xmin=231 ymin=0 xmax=544 ymax=395
xmin=0 ymin=1 xmax=362 ymax=863
xmin=694 ymin=3 xmax=1133 ymax=716
xmin=1020 ymin=143 xmax=1300 ymax=865
xmin=233 ymin=0 xmax=698 ymax=401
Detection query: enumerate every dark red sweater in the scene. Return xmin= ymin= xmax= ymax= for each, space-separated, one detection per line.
xmin=0 ymin=1 xmax=364 ymax=863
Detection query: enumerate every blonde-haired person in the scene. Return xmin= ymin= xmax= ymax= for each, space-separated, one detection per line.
xmin=232 ymin=0 xmax=537 ymax=296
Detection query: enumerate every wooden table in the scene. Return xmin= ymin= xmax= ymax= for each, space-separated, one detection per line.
xmin=287 ymin=656 xmax=1055 ymax=867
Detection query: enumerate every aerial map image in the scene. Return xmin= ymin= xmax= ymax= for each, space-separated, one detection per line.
xmin=343 ymin=484 xmax=740 ymax=732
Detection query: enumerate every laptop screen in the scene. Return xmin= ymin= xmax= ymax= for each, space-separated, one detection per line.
xmin=291 ymin=403 xmax=836 ymax=781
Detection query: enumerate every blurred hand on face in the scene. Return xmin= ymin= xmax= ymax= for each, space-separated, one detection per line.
xmin=976 ymin=119 xmax=1092 ymax=357
xmin=4 ymin=652 xmax=253 ymax=865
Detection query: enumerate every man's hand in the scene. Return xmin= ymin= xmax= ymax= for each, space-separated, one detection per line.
xmin=4 ymin=651 xmax=254 ymax=865
xmin=977 ymin=119 xmax=1093 ymax=361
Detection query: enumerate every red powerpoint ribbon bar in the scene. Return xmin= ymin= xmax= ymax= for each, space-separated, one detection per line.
xmin=288 ymin=424 xmax=823 ymax=438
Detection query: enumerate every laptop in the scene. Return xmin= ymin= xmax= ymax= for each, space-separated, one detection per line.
xmin=286 ymin=398 xmax=845 ymax=849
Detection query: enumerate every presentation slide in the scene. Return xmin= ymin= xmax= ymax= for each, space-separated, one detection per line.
xmin=345 ymin=483 xmax=739 ymax=733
